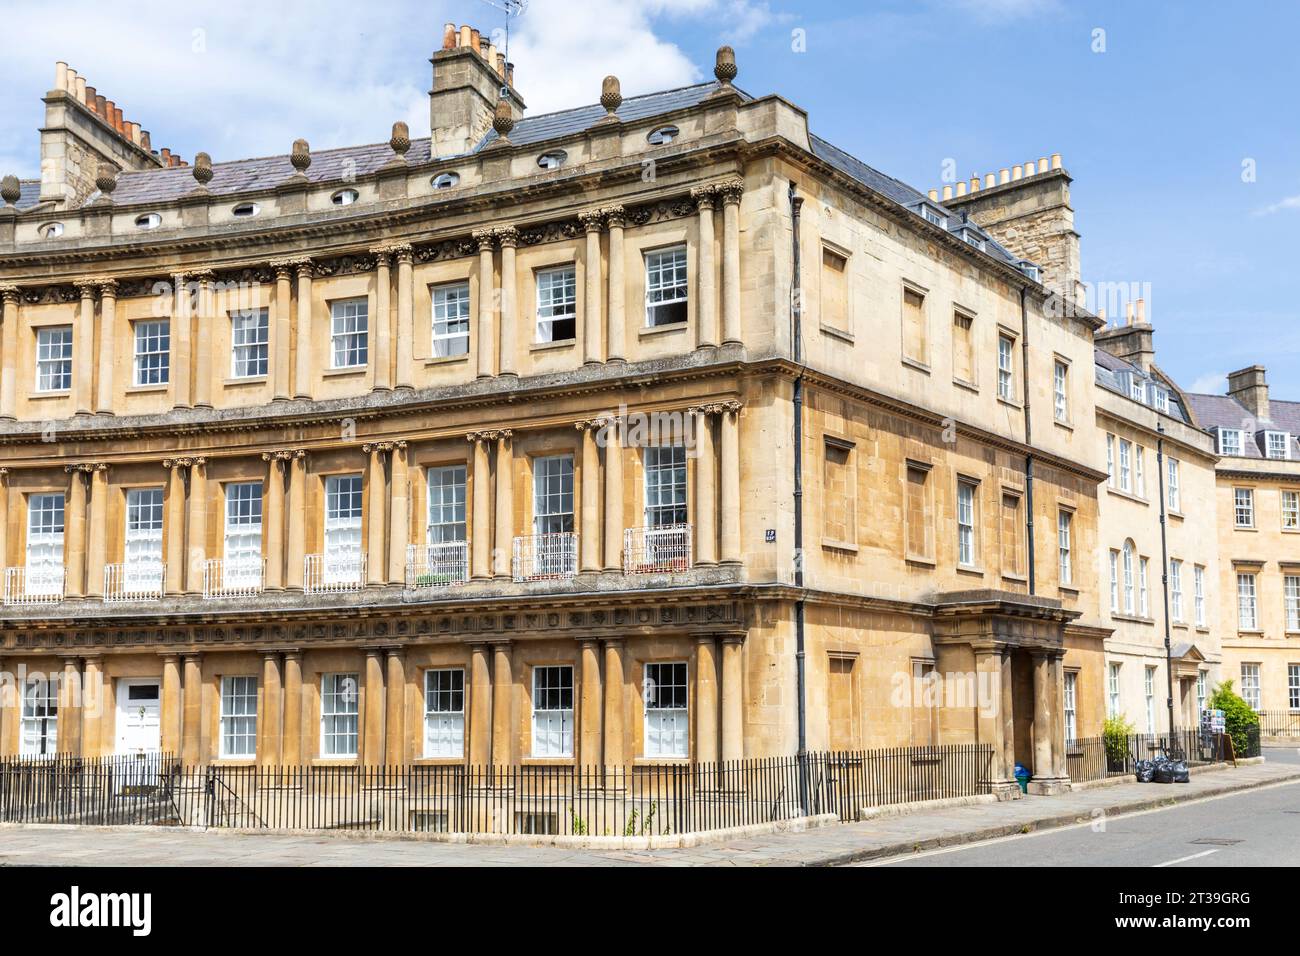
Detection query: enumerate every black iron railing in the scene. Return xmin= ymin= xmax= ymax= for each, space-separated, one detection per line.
xmin=1065 ymin=727 xmax=1256 ymax=784
xmin=1257 ymin=711 xmax=1300 ymax=737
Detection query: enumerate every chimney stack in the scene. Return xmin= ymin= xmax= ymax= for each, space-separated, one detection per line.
xmin=429 ymin=23 xmax=526 ymax=159
xmin=1227 ymin=366 xmax=1270 ymax=421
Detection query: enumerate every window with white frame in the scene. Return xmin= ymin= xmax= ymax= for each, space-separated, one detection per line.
xmin=431 ymin=282 xmax=471 ymax=358
xmin=957 ymin=479 xmax=977 ymax=567
xmin=25 ymin=493 xmax=65 ymax=595
xmin=35 ymin=327 xmax=73 ymax=392
xmin=531 ymin=665 xmax=573 ymax=757
xmin=532 ymin=455 xmax=574 ymax=535
xmin=1286 ymin=575 xmax=1300 ymax=632
xmin=123 ymin=488 xmax=164 ymax=591
xmin=1064 ymin=671 xmax=1077 ymax=743
xmin=1289 ymin=664 xmax=1300 ymax=711
xmin=223 ymin=482 xmax=263 ymax=584
xmin=1167 ymin=458 xmax=1181 ymax=511
xmin=1266 ymin=431 xmax=1291 ymax=460
xmin=1282 ymin=490 xmax=1299 ymax=530
xmin=133 ymin=319 xmax=170 ymax=386
xmin=1197 ymin=671 xmax=1207 ymax=717
xmin=426 ymin=465 xmax=467 ymax=544
xmin=1106 ymin=434 xmax=1115 ymax=487
xmin=1153 ymin=387 xmax=1170 ymax=413
xmin=330 ymin=299 xmax=368 ymax=369
xmin=644 ymin=446 xmax=688 ymax=527
xmin=1144 ymin=666 xmax=1157 ymax=735
xmin=1170 ymin=559 xmax=1184 ymax=623
xmin=1194 ymin=565 xmax=1206 ymax=627
xmin=535 ymin=265 xmax=576 ymax=343
xmin=1240 ymin=663 xmax=1260 ymax=710
xmin=1129 ymin=375 xmax=1145 ymax=403
xmin=1057 ymin=510 xmax=1072 ymax=585
xmin=1118 ymin=439 xmax=1132 ymax=492
xmin=1234 ymin=487 xmax=1254 ymax=528
xmin=644 ymin=246 xmax=688 ymax=327
xmin=997 ymin=334 xmax=1015 ymax=401
xmin=1134 ymin=445 xmax=1146 ymax=498
xmin=321 ymin=673 xmax=359 ymax=757
xmin=1108 ymin=662 xmax=1121 ymax=719
xmin=323 ymin=475 xmax=364 ymax=582
xmin=20 ymin=677 xmax=58 ymax=756
xmin=424 ymin=669 xmax=465 ymax=758
xmin=644 ymin=661 xmax=688 ymax=758
xmin=1122 ymin=540 xmax=1135 ymax=614
xmin=1219 ymin=428 xmax=1243 ymax=457
xmin=1237 ymin=572 xmax=1258 ymax=630
xmin=1109 ymin=550 xmax=1120 ymax=612
xmin=1139 ymin=556 xmax=1150 ymax=616
xmin=219 ymin=675 xmax=257 ymax=758
xmin=1053 ymin=360 xmax=1069 ymax=422
xmin=230 ymin=309 xmax=269 ymax=378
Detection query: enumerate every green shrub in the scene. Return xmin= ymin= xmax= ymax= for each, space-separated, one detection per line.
xmin=1207 ymin=680 xmax=1260 ymax=757
xmin=1103 ymin=714 xmax=1136 ymax=768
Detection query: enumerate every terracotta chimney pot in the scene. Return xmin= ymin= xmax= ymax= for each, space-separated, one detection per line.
xmin=443 ymin=22 xmax=456 ymax=50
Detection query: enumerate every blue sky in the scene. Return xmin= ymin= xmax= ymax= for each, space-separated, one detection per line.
xmin=3 ymin=0 xmax=1296 ymax=397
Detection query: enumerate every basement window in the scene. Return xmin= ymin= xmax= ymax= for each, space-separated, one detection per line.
xmin=232 ymin=202 xmax=260 ymax=218
xmin=331 ymin=188 xmax=359 ymax=206
xmin=134 ymin=212 xmax=162 ymax=230
xmin=537 ymin=150 xmax=567 ymax=171
xmin=647 ymin=125 xmax=679 ymax=145
xmin=431 ymin=172 xmax=460 ymax=189
xmin=39 ymin=222 xmax=64 ymax=239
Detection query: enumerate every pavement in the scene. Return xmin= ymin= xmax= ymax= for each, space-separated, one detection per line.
xmin=1 ymin=752 xmax=1297 ymax=867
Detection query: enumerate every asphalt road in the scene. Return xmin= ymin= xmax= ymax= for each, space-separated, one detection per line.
xmin=865 ymin=752 xmax=1300 ymax=867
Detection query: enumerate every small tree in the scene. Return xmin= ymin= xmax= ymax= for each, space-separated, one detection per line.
xmin=1103 ymin=714 xmax=1136 ymax=770
xmin=1207 ymin=680 xmax=1260 ymax=757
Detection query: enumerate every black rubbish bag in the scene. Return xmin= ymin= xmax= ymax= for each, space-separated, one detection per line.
xmin=1134 ymin=759 xmax=1155 ymax=783
xmin=1152 ymin=757 xmax=1175 ymax=784
xmin=1169 ymin=759 xmax=1190 ymax=783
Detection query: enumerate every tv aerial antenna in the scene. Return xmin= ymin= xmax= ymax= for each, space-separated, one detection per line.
xmin=477 ymin=0 xmax=527 ymax=102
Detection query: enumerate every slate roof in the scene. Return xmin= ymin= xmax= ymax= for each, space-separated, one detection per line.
xmin=14 ymin=180 xmax=42 ymax=210
xmin=1185 ymin=391 xmax=1300 ymax=460
xmin=1094 ymin=347 xmax=1193 ymax=424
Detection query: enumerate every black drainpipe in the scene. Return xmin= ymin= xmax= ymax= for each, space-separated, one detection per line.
xmin=1156 ymin=421 xmax=1176 ymax=736
xmin=789 ymin=182 xmax=808 ymax=814
xmin=1019 ymin=286 xmax=1036 ymax=594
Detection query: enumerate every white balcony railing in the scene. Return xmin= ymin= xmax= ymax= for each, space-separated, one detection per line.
xmin=305 ymin=551 xmax=367 ymax=594
xmin=3 ymin=566 xmax=67 ymax=607
xmin=623 ymin=524 xmax=693 ymax=574
xmin=104 ymin=562 xmax=165 ymax=603
xmin=406 ymin=542 xmax=469 ymax=591
xmin=202 ymin=558 xmax=266 ymax=600
xmin=512 ymin=532 xmax=579 ymax=583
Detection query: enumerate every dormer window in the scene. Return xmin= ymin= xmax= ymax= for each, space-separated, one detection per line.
xmin=39 ymin=222 xmax=64 ymax=239
xmin=431 ymin=172 xmax=460 ymax=189
xmin=959 ymin=228 xmax=985 ymax=250
xmin=1219 ymin=428 xmax=1243 ymax=457
xmin=331 ymin=188 xmax=359 ymax=206
xmin=232 ymin=202 xmax=260 ymax=218
xmin=1018 ymin=260 xmax=1041 ymax=281
xmin=1152 ymin=386 xmax=1170 ymax=414
xmin=537 ymin=150 xmax=567 ymax=171
xmin=134 ymin=212 xmax=161 ymax=230
xmin=911 ymin=201 xmax=947 ymax=229
xmin=1265 ymin=431 xmax=1292 ymax=460
xmin=1129 ymin=375 xmax=1145 ymax=403
xmin=647 ymin=125 xmax=679 ymax=146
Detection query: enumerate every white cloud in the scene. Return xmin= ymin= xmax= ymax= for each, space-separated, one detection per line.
xmin=1254 ymin=194 xmax=1300 ymax=216
xmin=938 ymin=0 xmax=1062 ymax=21
xmin=1188 ymin=372 xmax=1226 ymax=395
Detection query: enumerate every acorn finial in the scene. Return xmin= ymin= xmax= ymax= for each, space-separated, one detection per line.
xmin=714 ymin=45 xmax=737 ymax=86
xmin=0 ymin=175 xmax=20 ymax=206
xmin=95 ymin=162 xmax=118 ymax=196
xmin=193 ymin=152 xmax=213 ymax=187
xmin=290 ymin=138 xmax=311 ymax=174
xmin=389 ymin=121 xmax=411 ymax=160
xmin=601 ymin=75 xmax=622 ymax=116
xmin=492 ymin=97 xmax=514 ymax=139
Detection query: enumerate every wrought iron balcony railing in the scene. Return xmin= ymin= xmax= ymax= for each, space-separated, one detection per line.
xmin=405 ymin=542 xmax=469 ymax=591
xmin=104 ymin=562 xmax=165 ymax=603
xmin=304 ymin=551 xmax=367 ymax=594
xmin=202 ymin=558 xmax=266 ymax=600
xmin=2 ymin=566 xmax=67 ymax=607
xmin=512 ymin=532 xmax=578 ymax=583
xmin=623 ymin=524 xmax=692 ymax=574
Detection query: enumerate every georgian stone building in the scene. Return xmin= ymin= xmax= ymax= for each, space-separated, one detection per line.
xmin=0 ymin=24 xmax=1118 ymax=796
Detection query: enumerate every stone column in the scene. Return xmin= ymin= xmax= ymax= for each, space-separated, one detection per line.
xmin=719 ymin=178 xmax=744 ymax=346
xmin=603 ymin=639 xmax=625 ymax=766
xmin=496 ymin=228 xmax=518 ymax=376
xmin=293 ymin=259 xmax=314 ymax=399
xmin=181 ymin=653 xmax=202 ymax=766
xmin=394 ymin=244 xmax=414 ymax=389
xmin=185 ymin=458 xmax=208 ymax=593
xmin=720 ymin=636 xmax=744 ymax=762
xmin=74 ymin=282 xmax=96 ymax=414
xmin=284 ymin=451 xmax=305 ymax=592
xmin=63 ymin=465 xmax=87 ymax=599
xmin=474 ymin=230 xmax=495 ymax=379
xmin=975 ymin=647 xmax=1008 ymax=786
xmin=161 ymin=654 xmax=182 ymax=757
xmin=85 ymin=463 xmax=109 ymax=598
xmin=59 ymin=658 xmax=82 ymax=755
xmin=364 ymin=443 xmax=387 ymax=587
xmin=1001 ymin=650 xmax=1016 ymax=785
xmin=95 ymin=279 xmax=117 ymax=413
xmin=470 ymin=434 xmax=491 ymax=579
xmin=0 ymin=286 xmax=19 ymax=420
xmin=363 ymin=649 xmax=385 ymax=766
xmin=469 ymin=643 xmax=492 ymax=766
xmin=81 ymin=656 xmax=102 ymax=756
xmin=1027 ymin=650 xmax=1058 ymax=792
xmin=192 ymin=272 xmax=215 ymax=408
xmin=163 ymin=460 xmax=186 ymax=596
xmin=581 ymin=209 xmax=604 ymax=364
xmin=272 ymin=262 xmax=292 ymax=400
xmin=691 ymin=186 xmax=719 ymax=348
xmin=171 ymin=271 xmax=192 ymax=409
xmin=281 ymin=650 xmax=303 ymax=765
xmin=695 ymin=636 xmax=719 ymax=764
xmin=370 ymin=248 xmax=392 ymax=391
xmin=603 ymin=418 xmax=623 ymax=572
xmin=693 ymin=406 xmax=718 ymax=565
xmin=0 ymin=469 xmax=9 ymax=571
xmin=493 ymin=431 xmax=514 ymax=578
xmin=579 ymin=639 xmax=602 ymax=768
xmin=578 ymin=421 xmax=601 ymax=572
xmin=719 ymin=401 xmax=742 ymax=565
xmin=1050 ymin=653 xmax=1068 ymax=779
xmin=491 ymin=643 xmax=512 ymax=765
xmin=262 ymin=452 xmax=285 ymax=591
xmin=385 ymin=648 xmax=405 ymax=765
xmin=604 ymin=206 xmax=626 ymax=363
xmin=259 ymin=652 xmax=283 ymax=767
xmin=387 ymin=442 xmax=409 ymax=585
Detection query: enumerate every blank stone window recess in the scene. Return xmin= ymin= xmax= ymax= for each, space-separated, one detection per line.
xmin=821 ymin=438 xmax=855 ymax=547
xmin=821 ymin=247 xmax=848 ymax=333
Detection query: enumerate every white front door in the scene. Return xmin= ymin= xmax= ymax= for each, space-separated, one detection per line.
xmin=116 ymin=679 xmax=162 ymax=755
